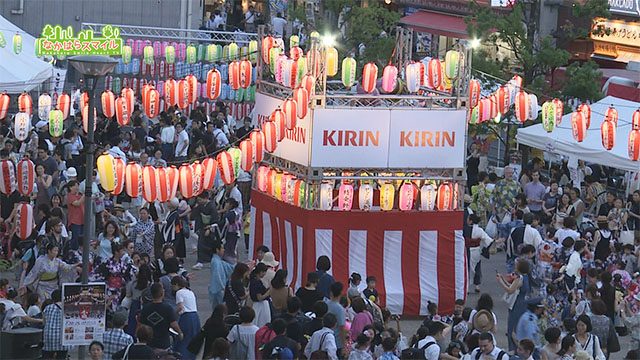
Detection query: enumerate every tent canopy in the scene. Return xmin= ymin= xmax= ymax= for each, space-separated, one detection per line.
xmin=0 ymin=15 xmax=52 ymax=93
xmin=517 ymin=96 xmax=640 ymax=172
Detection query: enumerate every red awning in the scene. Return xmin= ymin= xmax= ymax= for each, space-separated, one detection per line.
xmin=399 ymin=10 xmax=469 ymax=39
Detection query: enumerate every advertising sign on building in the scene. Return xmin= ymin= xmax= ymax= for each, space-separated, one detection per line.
xmin=62 ymin=283 xmax=107 ymax=346
xmin=608 ymin=0 xmax=640 ymax=17
xmin=592 ymin=19 xmax=640 ymax=47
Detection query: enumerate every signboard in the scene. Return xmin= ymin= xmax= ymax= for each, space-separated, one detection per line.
xmin=592 ymin=19 xmax=640 ymax=47
xmin=36 ymin=25 xmax=123 ymax=56
xmin=252 ymin=93 xmax=311 ymax=166
xmin=311 ymin=108 xmax=466 ymax=169
xmin=608 ymin=0 xmax=640 ymax=17
xmin=388 ymin=110 xmax=466 ymax=168
xmin=62 ymin=283 xmax=107 ymax=346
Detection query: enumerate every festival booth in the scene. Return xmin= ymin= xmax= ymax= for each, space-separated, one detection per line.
xmin=249 ymin=27 xmax=472 ymax=315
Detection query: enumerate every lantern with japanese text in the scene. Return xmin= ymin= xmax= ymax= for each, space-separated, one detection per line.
xmin=217 ymin=151 xmax=235 ymax=185
xmin=528 ymin=94 xmax=539 ymax=120
xmin=177 ymin=165 xmax=195 ymax=199
xmin=361 ymin=63 xmax=378 ymax=93
xmin=274 ymin=112 xmax=286 ymax=142
xmin=262 ymin=36 xmax=274 ymax=63
xmin=80 ymin=92 xmax=89 ymax=112
xmin=0 ymin=160 xmax=15 ymax=195
xmin=282 ymin=99 xmax=297 ymax=130
xmin=263 ymin=122 xmax=278 ymax=153
xmin=325 ymin=47 xmax=338 ymax=76
xmin=295 ymin=57 xmax=308 ymax=88
xmin=185 ymin=74 xmax=198 ymax=103
xmin=269 ymin=47 xmax=281 ymax=74
xmin=13 ymin=32 xmax=22 ymax=54
xmin=571 ymin=112 xmax=587 ymax=142
xmin=633 ymin=109 xmax=640 ymax=130
xmin=476 ymin=98 xmax=492 ymax=123
xmin=115 ymin=97 xmax=130 ymax=126
xmin=199 ymin=158 xmax=216 ymax=190
xmin=38 ymin=94 xmax=51 ymax=121
xmin=228 ymin=42 xmax=239 ymax=61
xmin=142 ymin=166 xmax=157 ymax=203
xmin=113 ymin=157 xmax=126 ymax=195
xmin=420 ymin=184 xmax=437 ymax=211
xmin=605 ymin=105 xmax=618 ymax=125
xmin=0 ymin=93 xmax=9 ymax=120
xmin=437 ymin=182 xmax=454 ymax=211
xmin=496 ymin=86 xmax=510 ymax=115
xmin=293 ymin=87 xmax=308 ymax=119
xmin=184 ymin=44 xmax=196 ymax=64
xmin=164 ymin=79 xmax=178 ymax=106
xmin=16 ymin=158 xmax=35 ymax=196
xmin=101 ymin=90 xmax=116 ymax=118
xmin=166 ymin=166 xmax=179 ymax=200
xmin=444 ymin=50 xmax=461 ymax=79
xmin=15 ymin=203 xmax=33 ymax=240
xmin=122 ymin=45 xmax=132 ymax=64
xmin=381 ymin=64 xmax=398 ymax=93
xmin=300 ymin=74 xmax=315 ymax=98
xmin=206 ymin=69 xmax=222 ymax=100
xmin=601 ymin=119 xmax=616 ymax=150
xmin=320 ymin=183 xmax=333 ymax=210
xmin=250 ymin=130 xmax=265 ymax=163
xmin=165 ymin=45 xmax=175 ymax=64
xmin=290 ymin=46 xmax=303 ymax=61
xmin=153 ymin=167 xmax=171 ymax=202
xmin=97 ymin=153 xmax=116 ymax=192
xmin=248 ymin=40 xmax=258 ymax=63
xmin=121 ymin=87 xmax=135 ymax=112
xmin=427 ymin=59 xmax=442 ymax=89
xmin=468 ymin=79 xmax=481 ymax=110
xmin=239 ymin=139 xmax=253 ymax=172
xmin=239 ymin=60 xmax=252 ymax=89
xmin=49 ymin=110 xmax=64 ymax=137
xmin=541 ymin=101 xmax=556 ymax=133
xmin=358 ymin=184 xmax=373 ymax=211
xmin=143 ymin=45 xmax=154 ymax=65
xmin=553 ymin=98 xmax=563 ymax=125
xmin=630 ymin=130 xmax=640 ymax=161
xmin=342 ymin=57 xmax=357 ymax=87
xmin=14 ymin=112 xmax=30 ymax=142
xmin=405 ymin=63 xmax=421 ymax=93
xmin=228 ymin=61 xmax=240 ymax=90
xmin=125 ymin=162 xmax=142 ymax=198
xmin=18 ymin=92 xmax=32 ymax=115
xmin=175 ymin=79 xmax=188 ymax=109
xmin=488 ymin=94 xmax=499 ymax=120
xmin=257 ymin=166 xmax=269 ymax=192
xmin=380 ymin=183 xmax=395 ymax=211
xmin=338 ymin=183 xmax=354 ymax=211
xmin=57 ymin=93 xmax=71 ymax=119
xmin=143 ymin=88 xmax=160 ymax=119
xmin=579 ymin=103 xmax=591 ymax=129
xmin=399 ymin=183 xmax=415 ymax=211
xmin=514 ymin=91 xmax=530 ymax=123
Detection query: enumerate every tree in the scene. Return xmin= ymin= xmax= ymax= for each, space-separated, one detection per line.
xmin=561 ymin=61 xmax=604 ymax=102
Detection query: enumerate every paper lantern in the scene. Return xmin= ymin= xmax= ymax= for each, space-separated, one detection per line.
xmin=295 ymin=57 xmax=308 ymax=88
xmin=281 ymin=99 xmax=297 ymax=130
xmin=206 ymin=69 xmax=222 ymax=100
xmin=496 ymin=85 xmax=510 ymax=115
xmin=468 ymin=79 xmax=481 ymax=109
xmin=269 ymin=47 xmax=281 ymax=75
xmin=13 ymin=32 xmax=22 ymax=54
xmin=262 ymin=36 xmax=274 ymax=63
xmin=399 ymin=183 xmax=415 ymax=211
xmin=427 ymin=59 xmax=442 ymax=89
xmin=274 ymin=112 xmax=286 ymax=142
xmin=381 ymin=64 xmax=398 ymax=93
xmin=514 ymin=91 xmax=530 ymax=123
xmin=143 ymin=45 xmax=154 ymax=65
xmin=113 ymin=158 xmax=126 ymax=195
xmin=320 ymin=183 xmax=333 ymax=210
xmin=405 ymin=63 xmax=421 ymax=93
xmin=338 ymin=183 xmax=354 ymax=211
xmin=553 ymin=98 xmax=563 ymax=125
xmin=217 ymin=151 xmax=235 ymax=185
xmin=49 ymin=110 xmax=63 ymax=137
xmin=601 ymin=119 xmax=616 ymax=150
xmin=185 ymin=74 xmax=198 ymax=104
xmin=361 ymin=63 xmax=378 ymax=93
xmin=15 ymin=203 xmax=33 ymax=240
xmin=166 ymin=166 xmax=179 ymax=200
xmin=263 ymin=122 xmax=278 ymax=153
xmin=122 ymin=45 xmax=132 ymax=64
xmin=358 ymin=184 xmax=373 ymax=211
xmin=571 ymin=112 xmax=587 ymax=142
xmin=325 ymin=47 xmax=339 ymax=77
xmin=96 ymin=153 xmax=116 ymax=192
xmin=272 ymin=173 xmax=283 ymax=200
xmin=579 ymin=103 xmax=591 ymax=129
xmin=510 ymin=75 xmax=523 ymax=90
xmin=143 ymin=88 xmax=160 ymax=119
xmin=199 ymin=157 xmax=216 ymax=191
xmin=605 ymin=106 xmax=618 ymax=125
xmin=250 ymin=130 xmax=265 ymax=163
xmin=380 ymin=184 xmax=395 ymax=211
xmin=121 ymin=87 xmax=135 ymax=113
xmin=281 ymin=58 xmax=294 ymax=88
xmin=16 ymin=158 xmax=35 ymax=196
xmin=14 ymin=112 xmax=30 ymax=142
xmin=100 ymin=90 xmax=115 ymax=119
xmin=293 ymin=87 xmax=308 ymax=119
xmin=115 ymin=97 xmax=130 ymax=126
xmin=289 ymin=46 xmax=303 ymax=61
xmin=228 ymin=42 xmax=239 ymax=61
xmin=289 ymin=34 xmax=299 ymax=48
xmin=164 ymin=79 xmax=178 ymax=106
xmin=257 ymin=166 xmax=269 ymax=192
xmin=228 ymin=61 xmax=240 ymax=90
xmin=154 ymin=167 xmax=172 ymax=202
xmin=476 ymin=98 xmax=492 ymax=123
xmin=18 ymin=92 xmax=32 ymax=115
xmin=176 ymin=165 xmax=193 ymax=199
xmin=629 ymin=129 xmax=640 ymax=161
xmin=57 ymin=93 xmax=70 ymax=120
xmin=444 ymin=50 xmax=461 ymax=79
xmin=420 ymin=184 xmax=437 ymax=211
xmin=300 ymin=74 xmax=315 ymax=98
xmin=186 ymin=45 xmax=197 ymax=64
xmin=341 ymin=57 xmax=357 ymax=87
xmin=468 ymin=106 xmax=480 ymax=125
xmin=125 ymin=163 xmax=142 ymax=198
xmin=239 ymin=139 xmax=254 ymax=172
xmin=0 ymin=160 xmax=15 ymax=195
xmin=248 ymin=40 xmax=258 ymax=63
xmin=80 ymin=91 xmax=89 ymax=111
xmin=239 ymin=60 xmax=252 ymax=89
xmin=488 ymin=94 xmax=499 ymax=120
xmin=633 ymin=109 xmax=640 ymax=130
xmin=38 ymin=94 xmax=51 ymax=121
xmin=141 ymin=166 xmax=157 ymax=203
xmin=437 ymin=183 xmax=454 ymax=211
xmin=176 ymin=79 xmax=190 ymax=109
xmin=0 ymin=93 xmax=9 ymax=120
xmin=165 ymin=45 xmax=176 ymax=64
xmin=541 ymin=101 xmax=556 ymax=133
xmin=528 ymin=94 xmax=538 ymax=120
xmin=0 ymin=32 xmax=4 ymax=48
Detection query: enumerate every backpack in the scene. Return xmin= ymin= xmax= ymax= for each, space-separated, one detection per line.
xmin=400 ymin=341 xmax=435 ymax=360
xmin=309 ymin=332 xmax=330 ymax=359
xmin=475 ymin=349 xmax=507 ymax=360
xmin=271 ymin=346 xmax=294 ymax=360
xmin=363 ymin=297 xmax=384 ymax=327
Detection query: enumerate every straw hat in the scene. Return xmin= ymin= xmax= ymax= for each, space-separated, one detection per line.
xmin=260 ymin=252 xmax=279 ymax=267
xmin=472 ymin=310 xmax=495 ymax=333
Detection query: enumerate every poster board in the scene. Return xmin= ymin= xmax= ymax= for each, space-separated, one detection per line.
xmin=62 ymin=283 xmax=107 ymax=346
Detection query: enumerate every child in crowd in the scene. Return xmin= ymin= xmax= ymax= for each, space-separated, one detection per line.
xmin=363 ymin=276 xmax=379 ymax=304
xmin=348 ymin=272 xmax=362 ymax=299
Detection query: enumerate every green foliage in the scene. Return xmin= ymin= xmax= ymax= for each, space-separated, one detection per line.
xmin=569 ymin=0 xmax=610 ymax=38
xmin=561 ymin=61 xmax=604 ymax=102
xmin=288 ymin=4 xmax=306 ymax=25
xmin=471 ymin=49 xmax=507 ymax=80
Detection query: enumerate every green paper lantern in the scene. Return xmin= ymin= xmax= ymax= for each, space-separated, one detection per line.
xmin=49 ymin=109 xmax=64 ymax=137
xmin=541 ymin=101 xmax=556 ymax=133
xmin=186 ymin=45 xmax=197 ymax=64
xmin=228 ymin=42 xmax=239 ymax=61
xmin=269 ymin=47 xmax=281 ymax=75
xmin=227 ymin=147 xmax=242 ymax=177
xmin=197 ymin=44 xmax=205 ymax=62
xmin=289 ymin=35 xmax=299 ymax=49
xmin=341 ymin=57 xmax=356 ymax=87
xmin=248 ymin=40 xmax=258 ymax=64
xmin=444 ymin=50 xmax=461 ymax=80
xmin=0 ymin=31 xmax=6 ymax=48
xmin=222 ymin=44 xmax=229 ymax=62
xmin=143 ymin=45 xmax=154 ymax=65
xmin=296 ymin=57 xmax=307 ymax=87
xmin=469 ymin=106 xmax=479 ymax=125
xmin=121 ymin=45 xmax=132 ymax=64
xmin=235 ymin=87 xmax=245 ymax=102
xmin=165 ymin=45 xmax=176 ymax=64
xmin=13 ymin=33 xmax=22 ymax=54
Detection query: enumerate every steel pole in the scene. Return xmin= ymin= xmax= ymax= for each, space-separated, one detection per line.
xmin=81 ymin=76 xmax=96 ymax=284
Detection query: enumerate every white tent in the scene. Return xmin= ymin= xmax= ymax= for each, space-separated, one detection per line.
xmin=0 ymin=15 xmax=52 ymax=93
xmin=517 ymin=96 xmax=640 ymax=172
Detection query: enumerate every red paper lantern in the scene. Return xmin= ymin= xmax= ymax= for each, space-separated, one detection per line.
xmin=16 ymin=203 xmax=34 ymax=240
xmin=263 ymin=122 xmax=278 ymax=153
xmin=192 ymin=162 xmax=205 ymax=197
xmin=141 ymin=83 xmax=152 ymax=102
xmin=571 ymin=112 xmax=587 ymax=142
xmin=381 ymin=64 xmax=398 ymax=93
xmin=217 ymin=151 xmax=236 ymax=185
xmin=629 ymin=129 xmax=640 ymax=161
xmin=16 ymin=158 xmax=35 ymax=196
xmin=496 ymin=86 xmax=510 ymax=115
xmin=121 ymin=88 xmax=135 ymax=114
xmin=262 ymin=36 xmax=274 ymax=64
xmin=185 ymin=74 xmax=198 ymax=104
xmin=80 ymin=92 xmax=89 ymax=112
xmin=605 ymin=106 xmax=618 ymax=126
xmin=437 ymin=182 xmax=454 ymax=211
xmin=601 ymin=119 xmax=616 ymax=150
xmin=270 ymin=107 xmax=285 ymax=124
xmin=240 ymin=60 xmax=252 ymax=89
xmin=488 ymin=94 xmax=498 ymax=119
xmin=178 ymin=164 xmax=194 ymax=199
xmin=177 ymin=79 xmax=190 ymax=109
xmin=552 ymin=98 xmax=563 ymax=125
xmin=164 ymin=79 xmax=178 ymax=106
xmin=202 ymin=158 xmax=218 ymax=190
xmin=112 ymin=158 xmax=126 ymax=195
xmin=361 ymin=62 xmax=378 ymax=93
xmin=468 ymin=79 xmax=481 ymax=110
xmin=143 ymin=89 xmax=161 ymax=119
xmin=206 ymin=69 xmax=222 ymax=100
xmin=101 ymin=90 xmax=116 ymax=118
xmin=142 ymin=165 xmax=157 ymax=203
xmin=250 ymin=130 xmax=265 ymax=163
xmin=115 ymin=97 xmax=130 ymax=126
xmin=0 ymin=93 xmax=9 ymax=120
xmin=514 ymin=91 xmax=530 ymax=123
xmin=293 ymin=87 xmax=308 ymax=119
xmin=427 ymin=59 xmax=442 ymax=89
xmin=633 ymin=109 xmax=640 ymax=130
xmin=510 ymin=74 xmax=523 ymax=90
xmin=0 ymin=160 xmax=16 ymax=195
xmin=57 ymin=93 xmax=71 ymax=119
xmin=274 ymin=112 xmax=286 ymax=142
xmin=239 ymin=139 xmax=253 ymax=172
xmin=125 ymin=162 xmax=142 ymax=198
xmin=289 ymin=46 xmax=303 ymax=60
xmin=166 ymin=166 xmax=179 ymax=200
xmin=579 ymin=103 xmax=591 ymax=129
xmin=399 ymin=183 xmax=415 ymax=211
xmin=300 ymin=74 xmax=315 ymax=98
xmin=282 ymin=99 xmax=297 ymax=130
xmin=228 ymin=61 xmax=240 ymax=90
xmin=18 ymin=92 xmax=32 ymax=115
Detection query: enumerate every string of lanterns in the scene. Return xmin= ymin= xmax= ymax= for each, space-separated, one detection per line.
xmin=0 ymin=29 xmax=23 ymax=54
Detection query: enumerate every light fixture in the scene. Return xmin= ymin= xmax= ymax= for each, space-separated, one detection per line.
xmin=470 ymin=38 xmax=481 ymax=49
xmin=67 ymin=55 xmax=118 ymax=77
xmin=384 ymin=0 xmax=392 ymax=4
xmin=321 ymin=34 xmax=336 ymax=48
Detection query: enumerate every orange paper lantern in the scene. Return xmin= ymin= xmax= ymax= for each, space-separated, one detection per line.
xmin=282 ymin=99 xmax=297 ymax=130
xmin=206 ymin=69 xmax=222 ymax=100
xmin=57 ymin=93 xmax=71 ymax=119
xmin=261 ymin=36 xmax=274 ymax=63
xmin=605 ymin=105 xmax=618 ymax=126
xmin=101 ymin=90 xmax=116 ymax=118
xmin=629 ymin=129 xmax=640 ymax=161
xmin=143 ymin=88 xmax=161 ymax=118
xmin=468 ymin=79 xmax=481 ymax=110
xmin=142 ymin=165 xmax=157 ymax=203
xmin=178 ymin=164 xmax=195 ymax=199
xmin=228 ymin=61 xmax=240 ymax=90
xmin=263 ymin=122 xmax=278 ymax=153
xmin=164 ymin=79 xmax=178 ymax=106
xmin=553 ymin=98 xmax=564 ymax=125
xmin=293 ymin=87 xmax=308 ymax=119
xmin=633 ymin=109 xmax=640 ymax=130
xmin=121 ymin=87 xmax=135 ymax=113
xmin=0 ymin=93 xmax=9 ymax=120
xmin=496 ymin=86 xmax=511 ymax=115
xmin=601 ymin=119 xmax=616 ymax=150
xmin=514 ymin=91 xmax=530 ymax=123
xmin=177 ymin=79 xmax=190 ymax=109
xmin=185 ymin=74 xmax=198 ymax=104
xmin=125 ymin=162 xmax=143 ymax=198
xmin=18 ymin=92 xmax=32 ymax=115
xmin=437 ymin=182 xmax=454 ymax=211
xmin=201 ymin=158 xmax=218 ymax=190
xmin=361 ymin=62 xmax=378 ymax=93
xmin=427 ymin=59 xmax=442 ymax=89
xmin=579 ymin=103 xmax=591 ymax=129
xmin=217 ymin=151 xmax=235 ymax=185
xmin=571 ymin=112 xmax=587 ymax=142
xmin=115 ymin=97 xmax=130 ymax=126
xmin=113 ymin=157 xmax=126 ymax=195
xmin=300 ymin=74 xmax=315 ymax=98
xmin=250 ymin=130 xmax=265 ymax=163
xmin=239 ymin=60 xmax=252 ymax=89
xmin=239 ymin=139 xmax=253 ymax=172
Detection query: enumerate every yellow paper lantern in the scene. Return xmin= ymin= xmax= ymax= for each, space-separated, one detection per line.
xmin=380 ymin=183 xmax=395 ymax=211
xmin=96 ymin=152 xmax=116 ymax=192
xmin=325 ymin=47 xmax=338 ymax=77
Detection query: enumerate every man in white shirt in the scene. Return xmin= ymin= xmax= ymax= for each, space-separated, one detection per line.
xmin=554 ymin=216 xmax=580 ymax=243
xmin=244 ymin=6 xmax=256 ymax=32
xmin=516 ymin=338 xmax=535 ymax=360
xmin=213 ymin=121 xmax=229 ymax=148
xmin=469 ymin=332 xmax=509 ymax=360
xmin=417 ymin=321 xmax=447 ymax=360
xmin=174 ymin=123 xmax=189 ymax=162
xmin=160 ymin=117 xmax=175 ymax=161
xmin=467 ymin=213 xmax=494 ymax=293
xmin=564 ymin=240 xmax=586 ymax=290
xmin=271 ymin=12 xmax=287 ymax=37
xmin=522 ymin=213 xmax=542 ymax=249
xmin=208 ymin=10 xmax=225 ymax=30
xmin=304 ymin=313 xmax=338 ymax=360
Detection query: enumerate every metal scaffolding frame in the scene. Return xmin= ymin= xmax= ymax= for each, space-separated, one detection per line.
xmin=81 ymin=23 xmax=259 ymax=44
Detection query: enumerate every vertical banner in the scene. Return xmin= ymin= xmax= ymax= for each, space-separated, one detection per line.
xmin=62 ymin=283 xmax=107 ymax=346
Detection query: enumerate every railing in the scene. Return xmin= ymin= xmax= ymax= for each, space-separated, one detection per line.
xmin=81 ymin=23 xmax=258 ymax=44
